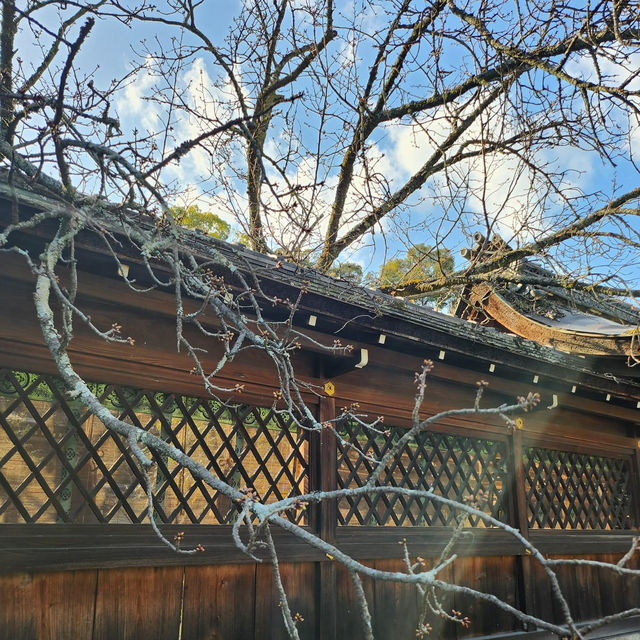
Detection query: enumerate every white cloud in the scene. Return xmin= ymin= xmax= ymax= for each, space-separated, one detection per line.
xmin=114 ymin=39 xmax=640 ymax=262
xmin=385 ymin=115 xmax=448 ymax=176
xmin=116 ymin=56 xmax=161 ymax=131
xmin=379 ymin=89 xmax=607 ymax=244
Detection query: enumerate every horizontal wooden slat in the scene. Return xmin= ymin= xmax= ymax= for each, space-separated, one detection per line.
xmin=335 ymin=526 xmax=526 ymax=559
xmin=0 ymin=524 xmax=325 ymax=573
xmin=527 ymin=529 xmax=640 ymax=554
xmin=469 ymin=615 xmax=640 ymax=640
xmin=2 ymin=524 xmax=638 ymax=575
xmin=334 ymin=526 xmax=640 ymax=559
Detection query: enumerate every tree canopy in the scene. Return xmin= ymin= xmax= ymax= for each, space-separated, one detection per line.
xmin=328 ymin=261 xmax=364 ymax=285
xmin=373 ymin=244 xmax=454 ymax=305
xmin=2 ymin=0 xmax=640 ymax=299
xmin=171 ymin=205 xmax=230 ymax=240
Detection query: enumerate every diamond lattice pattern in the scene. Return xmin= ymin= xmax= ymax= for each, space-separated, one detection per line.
xmin=0 ymin=369 xmax=308 ymax=525
xmin=524 ymin=446 xmax=632 ymax=530
xmin=336 ymin=420 xmax=511 ymax=526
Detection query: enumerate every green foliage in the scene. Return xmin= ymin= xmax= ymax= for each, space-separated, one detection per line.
xmin=233 ymin=231 xmax=253 ymax=247
xmin=371 ymin=244 xmax=454 ymax=306
xmin=171 ymin=205 xmax=230 ymax=240
xmin=328 ymin=261 xmax=364 ymax=284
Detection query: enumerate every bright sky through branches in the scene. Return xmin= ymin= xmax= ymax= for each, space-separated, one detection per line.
xmin=11 ymin=0 xmax=640 ymax=293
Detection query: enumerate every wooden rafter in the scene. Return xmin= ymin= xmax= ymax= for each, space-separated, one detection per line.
xmin=464 ymin=283 xmax=640 ymax=358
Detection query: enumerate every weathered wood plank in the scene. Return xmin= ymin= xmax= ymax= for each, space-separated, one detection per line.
xmin=317 ymin=562 xmax=336 ymax=640
xmin=569 ymin=556 xmax=604 ymax=621
xmin=2 ymin=525 xmax=638 ymax=575
xmin=336 ymin=527 xmax=640 ymax=560
xmin=0 ymin=524 xmax=326 ymax=574
xmin=595 ymin=553 xmax=626 ymax=617
xmin=334 ymin=563 xmax=376 ymax=640
xmin=372 ymin=558 xmax=420 ymax=639
xmin=92 ymin=567 xmax=183 ymax=640
xmin=335 ymin=527 xmax=526 ymax=559
xmin=452 ymin=556 xmax=519 ymax=638
xmin=527 ymin=530 xmax=640 ymax=556
xmin=0 ymin=570 xmax=97 ymax=640
xmin=254 ymin=562 xmax=316 ymax=640
xmin=181 ymin=564 xmax=255 ymax=640
xmin=529 ymin=557 xmax=563 ymax=625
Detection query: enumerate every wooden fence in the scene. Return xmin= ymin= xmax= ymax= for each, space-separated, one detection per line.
xmin=1 ymin=365 xmax=639 ymax=640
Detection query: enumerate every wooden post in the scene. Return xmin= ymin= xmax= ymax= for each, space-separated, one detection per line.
xmin=511 ymin=426 xmax=530 ymax=536
xmin=317 ymin=395 xmax=337 ymax=640
xmin=630 ymin=439 xmax=640 ymax=529
xmin=510 ymin=423 xmax=536 ymax=628
xmin=319 ymin=396 xmax=337 ymax=541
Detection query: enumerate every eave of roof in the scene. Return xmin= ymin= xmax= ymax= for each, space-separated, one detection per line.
xmin=3 ymin=180 xmax=640 ymax=401
xmin=460 ymin=282 xmax=640 ymax=359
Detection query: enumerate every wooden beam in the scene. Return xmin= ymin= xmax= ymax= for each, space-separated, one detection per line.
xmin=3 ymin=524 xmax=637 ymax=575
xmin=3 ymin=251 xmax=640 ymax=417
xmin=511 ymin=425 xmax=535 ymax=627
xmin=631 ymin=441 xmax=640 ymax=529
xmin=0 ymin=524 xmax=326 ymax=574
xmin=317 ymin=396 xmax=337 ymax=640
xmin=474 ymin=283 xmax=636 ymax=357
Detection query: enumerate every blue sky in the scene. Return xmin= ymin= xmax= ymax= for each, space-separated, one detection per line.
xmin=16 ymin=1 xmax=640 ymax=287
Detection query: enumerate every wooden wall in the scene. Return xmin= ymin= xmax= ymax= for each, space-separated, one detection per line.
xmin=1 ymin=553 xmax=639 ymax=640
xmin=1 ymin=253 xmax=640 ymax=640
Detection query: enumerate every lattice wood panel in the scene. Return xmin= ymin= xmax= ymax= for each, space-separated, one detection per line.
xmin=336 ymin=421 xmax=511 ymax=526
xmin=0 ymin=369 xmax=308 ymax=525
xmin=523 ymin=446 xmax=632 ymax=530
